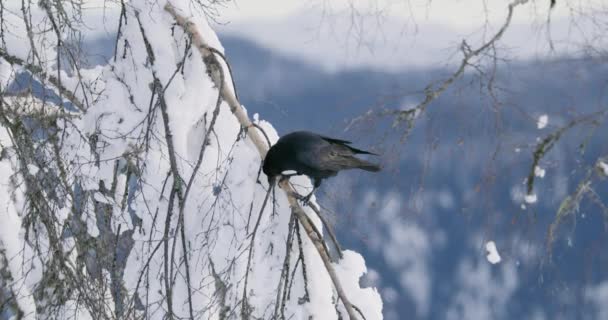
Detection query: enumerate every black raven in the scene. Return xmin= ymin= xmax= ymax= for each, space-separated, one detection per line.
xmin=263 ymin=131 xmax=381 ymax=201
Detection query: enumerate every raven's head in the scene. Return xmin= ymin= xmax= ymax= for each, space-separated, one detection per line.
xmin=262 ymin=147 xmax=280 ymax=184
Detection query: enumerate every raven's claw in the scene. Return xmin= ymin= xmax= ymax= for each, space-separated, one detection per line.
xmin=293 ymin=192 xmax=313 ymax=206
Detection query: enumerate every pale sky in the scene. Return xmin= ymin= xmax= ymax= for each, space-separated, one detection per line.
xmin=220 ymin=0 xmax=571 ymax=27
xmin=216 ymin=0 xmax=603 ymax=70
xmin=8 ymin=0 xmax=603 ymax=70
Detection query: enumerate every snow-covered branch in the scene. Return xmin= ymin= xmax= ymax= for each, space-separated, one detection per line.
xmin=0 ymin=1 xmax=382 ymax=319
xmin=164 ymin=4 xmax=373 ymax=318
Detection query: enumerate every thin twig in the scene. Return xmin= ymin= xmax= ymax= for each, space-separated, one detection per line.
xmin=349 ymin=0 xmax=531 ymax=141
xmin=241 ymin=186 xmax=273 ymax=319
xmin=304 ymin=200 xmax=344 ymax=260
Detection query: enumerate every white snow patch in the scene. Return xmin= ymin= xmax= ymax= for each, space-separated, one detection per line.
xmin=524 ymin=193 xmax=537 ymax=204
xmin=534 ymin=166 xmax=545 ymax=178
xmin=93 ymin=191 xmax=112 ymax=204
xmin=27 ymin=164 xmax=39 ymax=175
xmin=334 ymin=251 xmax=383 ymax=319
xmin=537 ymin=114 xmax=549 ymax=129
xmin=599 ymin=161 xmax=608 ymax=176
xmin=485 ymin=241 xmax=502 ymax=264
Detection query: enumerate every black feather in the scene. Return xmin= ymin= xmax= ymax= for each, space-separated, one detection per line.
xmin=320 ymin=135 xmax=378 ymax=155
xmin=263 ymin=131 xmax=381 ymax=192
xmin=320 ymin=136 xmax=352 ymax=145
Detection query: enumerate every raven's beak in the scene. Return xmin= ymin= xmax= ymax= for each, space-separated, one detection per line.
xmin=268 ymin=175 xmax=277 ymax=186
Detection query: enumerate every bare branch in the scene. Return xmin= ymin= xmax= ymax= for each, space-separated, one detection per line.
xmin=526 ymin=109 xmax=607 ymax=196
xmin=350 ymin=0 xmax=531 ymax=141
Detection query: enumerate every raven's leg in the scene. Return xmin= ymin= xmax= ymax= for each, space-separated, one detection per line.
xmin=300 ymin=178 xmax=322 ymax=204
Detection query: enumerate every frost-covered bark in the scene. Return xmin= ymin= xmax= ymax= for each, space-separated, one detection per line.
xmin=0 ymin=1 xmax=382 ymax=319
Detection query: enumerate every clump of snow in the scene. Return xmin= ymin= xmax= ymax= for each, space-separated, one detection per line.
xmin=93 ymin=191 xmax=112 ymax=204
xmin=485 ymin=241 xmax=502 ymax=264
xmin=524 ymin=193 xmax=538 ymax=204
xmin=27 ymin=164 xmax=39 ymax=175
xmin=534 ymin=166 xmax=545 ymax=178
xmin=599 ymin=161 xmax=608 ymax=176
xmin=334 ymin=251 xmax=383 ymax=319
xmin=537 ymin=114 xmax=548 ymax=129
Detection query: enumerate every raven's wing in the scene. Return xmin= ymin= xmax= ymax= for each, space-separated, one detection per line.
xmin=320 ymin=135 xmax=352 ymax=145
xmin=305 ymin=144 xmax=377 ymax=172
xmin=294 ymin=141 xmax=342 ymax=172
xmin=320 ymin=136 xmax=378 ymax=156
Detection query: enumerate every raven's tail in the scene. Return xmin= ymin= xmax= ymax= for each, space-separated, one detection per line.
xmin=358 ymin=162 xmax=382 ymax=172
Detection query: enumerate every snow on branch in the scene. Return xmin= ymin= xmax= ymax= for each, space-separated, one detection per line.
xmin=0 ymin=1 xmax=381 ymax=319
xmin=0 ymin=49 xmax=86 ymax=111
xmin=164 ymin=3 xmax=377 ymax=319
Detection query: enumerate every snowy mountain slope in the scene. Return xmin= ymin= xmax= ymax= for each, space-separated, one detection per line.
xmin=0 ymin=1 xmax=381 ymax=319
